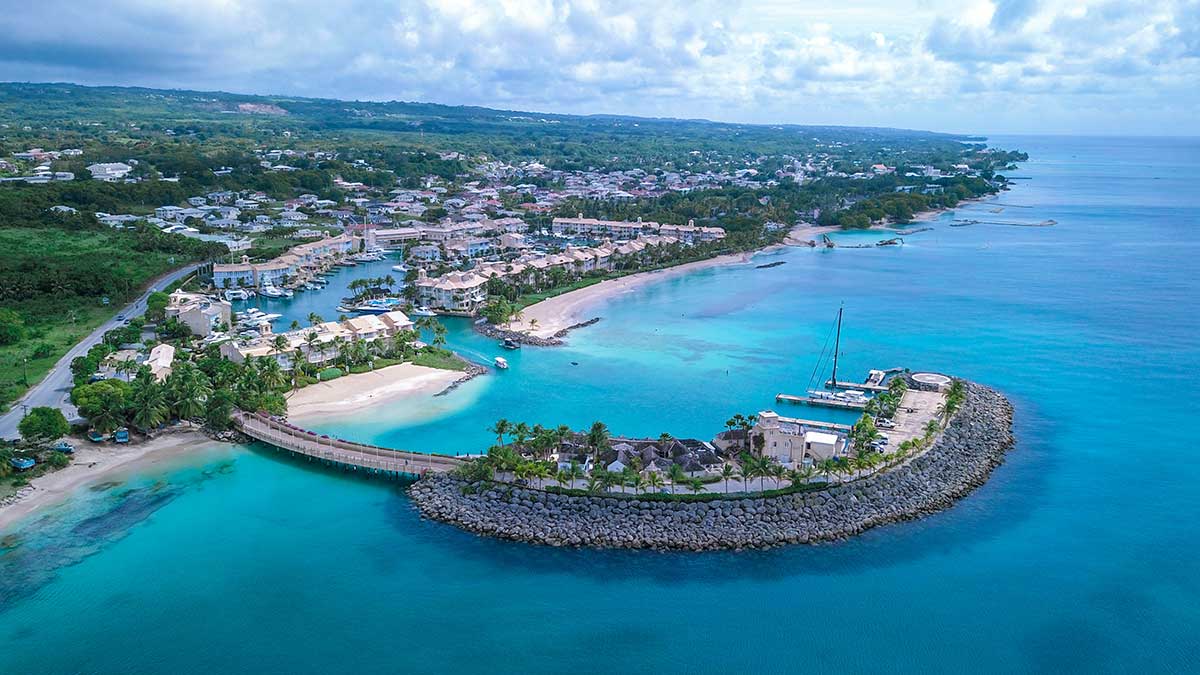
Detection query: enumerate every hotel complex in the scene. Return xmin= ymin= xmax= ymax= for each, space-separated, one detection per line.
xmin=211 ymin=234 xmax=358 ymax=289
xmin=220 ymin=310 xmax=416 ymax=370
xmin=551 ymin=215 xmax=726 ymax=244
xmin=414 ymin=232 xmax=688 ymax=312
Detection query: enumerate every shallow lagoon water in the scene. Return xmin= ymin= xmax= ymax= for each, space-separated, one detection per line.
xmin=1 ymin=136 xmax=1198 ymax=673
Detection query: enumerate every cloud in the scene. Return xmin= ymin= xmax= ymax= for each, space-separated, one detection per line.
xmin=0 ymin=0 xmax=1195 ymax=134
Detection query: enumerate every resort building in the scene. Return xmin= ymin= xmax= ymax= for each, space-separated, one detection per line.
xmin=164 ymin=291 xmax=232 ymax=337
xmin=551 ymin=215 xmax=725 ymax=243
xmin=414 ymin=269 xmax=489 ymax=313
xmin=221 ymin=310 xmax=416 ymax=369
xmin=753 ymin=411 xmax=848 ymax=465
xmin=211 ymin=234 xmax=358 ymax=289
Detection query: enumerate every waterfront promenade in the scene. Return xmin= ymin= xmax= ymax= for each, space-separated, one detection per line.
xmin=232 ymin=411 xmax=464 ymax=476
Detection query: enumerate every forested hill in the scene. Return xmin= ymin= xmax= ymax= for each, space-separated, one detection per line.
xmin=0 ymin=82 xmax=986 ymax=171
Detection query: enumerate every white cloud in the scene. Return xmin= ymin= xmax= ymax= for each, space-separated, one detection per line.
xmin=0 ymin=0 xmax=1195 ymax=134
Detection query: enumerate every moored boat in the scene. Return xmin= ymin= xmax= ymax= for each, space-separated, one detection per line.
xmin=9 ymin=457 xmax=35 ymax=471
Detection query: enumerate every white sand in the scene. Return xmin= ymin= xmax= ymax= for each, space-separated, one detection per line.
xmin=0 ymin=429 xmax=218 ymax=532
xmin=286 ymin=363 xmax=462 ymax=421
xmin=503 ymin=250 xmax=763 ymax=338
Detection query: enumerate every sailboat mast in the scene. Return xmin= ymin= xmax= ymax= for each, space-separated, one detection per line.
xmin=831 ymin=306 xmax=842 ymax=388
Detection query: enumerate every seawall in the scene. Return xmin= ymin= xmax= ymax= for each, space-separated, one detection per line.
xmin=408 ymin=381 xmax=1015 ymax=550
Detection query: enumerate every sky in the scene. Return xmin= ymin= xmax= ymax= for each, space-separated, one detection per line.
xmin=0 ymin=0 xmax=1197 ymax=135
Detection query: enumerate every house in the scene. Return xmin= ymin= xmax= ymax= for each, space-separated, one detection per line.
xmin=87 ymin=162 xmax=133 ymax=181
xmin=145 ymin=344 xmax=176 ymax=381
xmin=414 ymin=269 xmax=489 ymax=313
xmin=164 ymin=291 xmax=232 ymax=337
xmin=753 ymin=411 xmax=846 ymax=465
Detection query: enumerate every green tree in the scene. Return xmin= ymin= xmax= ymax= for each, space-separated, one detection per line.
xmin=0 ymin=308 xmax=25 ymax=346
xmin=18 ymin=406 xmax=70 ymax=443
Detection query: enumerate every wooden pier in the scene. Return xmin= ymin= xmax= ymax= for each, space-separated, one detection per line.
xmin=232 ymin=411 xmax=464 ymax=478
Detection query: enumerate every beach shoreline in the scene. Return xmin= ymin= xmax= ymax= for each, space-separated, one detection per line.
xmin=0 ymin=429 xmax=223 ymax=532
xmin=502 ymin=249 xmax=762 ymax=338
xmin=285 ymin=363 xmax=464 ymax=422
xmin=503 ymin=200 xmax=985 ymax=340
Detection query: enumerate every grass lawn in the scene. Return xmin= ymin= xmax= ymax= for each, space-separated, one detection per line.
xmin=517 ymin=276 xmax=606 ymax=308
xmin=411 ymin=350 xmax=469 ymax=371
xmin=0 ymin=228 xmax=189 ymax=411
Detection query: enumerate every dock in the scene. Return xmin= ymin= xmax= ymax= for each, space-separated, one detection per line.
xmin=232 ymin=411 xmax=464 ymax=477
xmin=775 ymin=416 xmax=852 ymax=433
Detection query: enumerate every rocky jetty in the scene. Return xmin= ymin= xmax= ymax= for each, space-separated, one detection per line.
xmin=434 ymin=361 xmax=488 ymax=397
xmin=473 ymin=317 xmax=602 ymax=346
xmin=408 ymin=381 xmax=1015 ymax=550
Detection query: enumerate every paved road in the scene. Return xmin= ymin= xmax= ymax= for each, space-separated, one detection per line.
xmin=0 ymin=264 xmax=202 ymax=440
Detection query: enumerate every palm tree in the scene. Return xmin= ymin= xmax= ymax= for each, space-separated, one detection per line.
xmin=260 ymin=357 xmax=287 ymax=392
xmin=528 ymin=463 xmax=550 ymax=489
xmin=686 ymin=478 xmax=705 ymax=495
xmin=272 ymin=334 xmax=289 ymax=357
xmin=667 ymin=463 xmax=687 ymax=495
xmin=586 ymin=421 xmax=610 ymax=455
xmin=527 ymin=318 xmax=539 ymax=334
xmin=788 ymin=466 xmax=815 ymax=488
xmin=646 ymin=471 xmax=664 ymax=494
xmin=489 ymin=418 xmax=511 ymax=446
xmin=769 ymin=462 xmax=786 ymax=489
xmin=720 ymin=463 xmax=735 ymax=494
xmin=737 ymin=460 xmax=756 ymax=494
xmin=512 ymin=422 xmax=531 ymax=449
xmin=308 ymin=312 xmax=323 ymax=327
xmin=585 ymin=473 xmax=603 ymax=495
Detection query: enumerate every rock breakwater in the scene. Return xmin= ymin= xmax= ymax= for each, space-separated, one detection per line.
xmin=474 ymin=317 xmax=602 ymax=346
xmin=408 ymin=381 xmax=1014 ymax=550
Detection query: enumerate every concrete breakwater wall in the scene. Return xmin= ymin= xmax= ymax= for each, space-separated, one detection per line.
xmin=408 ymin=382 xmax=1015 ymax=550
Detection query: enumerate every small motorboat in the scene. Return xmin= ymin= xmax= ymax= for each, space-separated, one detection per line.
xmin=113 ymin=427 xmax=131 ymax=444
xmin=500 ymin=338 xmax=520 ymax=350
xmin=87 ymin=430 xmax=106 ymax=443
xmin=9 ymin=457 xmax=35 ymax=471
xmin=494 ymin=356 xmax=509 ymax=370
xmin=410 ymin=306 xmax=436 ymax=317
xmin=52 ymin=441 xmax=75 ymax=454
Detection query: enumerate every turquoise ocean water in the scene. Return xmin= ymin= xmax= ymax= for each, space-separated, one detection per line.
xmin=1 ymin=135 xmax=1197 ymax=673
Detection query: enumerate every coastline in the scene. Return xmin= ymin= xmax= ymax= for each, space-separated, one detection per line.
xmin=286 ymin=363 xmax=465 ymax=421
xmin=502 ymin=249 xmax=763 ymax=338
xmin=409 ymin=381 xmax=1015 ymax=550
xmin=0 ymin=429 xmax=222 ymax=532
xmin=501 ymin=199 xmax=982 ymax=341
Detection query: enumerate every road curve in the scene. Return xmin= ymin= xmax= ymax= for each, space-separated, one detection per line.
xmin=0 ymin=264 xmax=203 ymax=440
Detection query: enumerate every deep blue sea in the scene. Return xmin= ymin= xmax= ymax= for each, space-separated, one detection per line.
xmin=2 ymin=135 xmax=1197 ymax=674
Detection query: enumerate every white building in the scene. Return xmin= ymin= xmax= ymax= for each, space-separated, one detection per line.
xmin=87 ymin=162 xmax=133 ymax=181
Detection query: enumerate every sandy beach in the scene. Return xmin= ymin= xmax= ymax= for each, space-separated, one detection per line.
xmin=0 ymin=429 xmax=219 ymax=532
xmin=504 ymin=249 xmax=764 ymax=338
xmin=286 ymin=363 xmax=462 ymax=420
